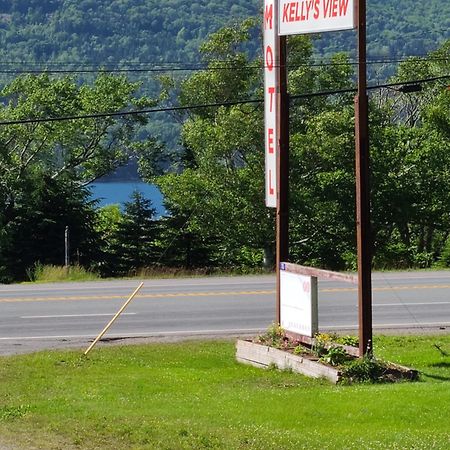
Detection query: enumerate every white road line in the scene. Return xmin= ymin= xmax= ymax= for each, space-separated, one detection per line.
xmin=373 ymin=302 xmax=450 ymax=307
xmin=20 ymin=313 xmax=137 ymax=319
xmin=325 ymin=321 xmax=450 ymax=329
xmin=0 ymin=328 xmax=264 ymax=341
xmin=0 ymin=279 xmax=276 ymax=293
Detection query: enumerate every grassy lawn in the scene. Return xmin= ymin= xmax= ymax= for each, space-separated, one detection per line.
xmin=0 ymin=335 xmax=449 ymax=449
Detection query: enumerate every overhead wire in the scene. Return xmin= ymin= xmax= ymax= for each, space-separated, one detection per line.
xmin=0 ymin=56 xmax=447 ymax=75
xmin=0 ymin=74 xmax=448 ymax=127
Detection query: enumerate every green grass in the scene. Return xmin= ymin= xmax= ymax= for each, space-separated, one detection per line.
xmin=27 ymin=263 xmax=100 ymax=283
xmin=0 ymin=336 xmax=449 ymax=449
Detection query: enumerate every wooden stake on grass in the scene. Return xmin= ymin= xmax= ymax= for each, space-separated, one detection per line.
xmin=84 ymin=282 xmax=144 ymax=356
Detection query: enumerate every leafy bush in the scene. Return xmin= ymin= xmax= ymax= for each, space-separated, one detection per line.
xmin=320 ymin=346 xmax=350 ymax=366
xmin=341 ymin=355 xmax=385 ymax=383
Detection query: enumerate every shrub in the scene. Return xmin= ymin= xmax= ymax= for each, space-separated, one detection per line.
xmin=320 ymin=346 xmax=350 ymax=366
xmin=341 ymin=355 xmax=385 ymax=383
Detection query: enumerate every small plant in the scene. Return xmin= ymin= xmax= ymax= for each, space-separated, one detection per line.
xmin=336 ymin=335 xmax=359 ymax=347
xmin=312 ymin=333 xmax=335 ymax=357
xmin=0 ymin=405 xmax=30 ymax=421
xmin=255 ymin=323 xmax=288 ymax=349
xmin=320 ymin=346 xmax=350 ymax=367
xmin=293 ymin=345 xmax=308 ymax=355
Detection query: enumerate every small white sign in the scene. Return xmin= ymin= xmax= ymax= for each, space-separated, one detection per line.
xmin=280 ymin=269 xmax=318 ymax=337
xmin=279 ymin=0 xmax=355 ymax=35
xmin=264 ymin=0 xmax=278 ymax=208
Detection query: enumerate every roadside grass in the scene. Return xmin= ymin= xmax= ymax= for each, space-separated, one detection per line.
xmin=0 ymin=335 xmax=449 ymax=449
xmin=24 ymin=264 xmax=273 ymax=284
xmin=27 ymin=264 xmax=100 ymax=283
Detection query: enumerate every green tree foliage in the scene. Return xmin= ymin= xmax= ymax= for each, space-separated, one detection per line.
xmin=0 ymin=0 xmax=258 ymax=65
xmin=109 ymin=191 xmax=159 ymax=275
xmin=93 ymin=203 xmax=122 ymax=276
xmin=0 ymin=0 xmax=447 ymax=68
xmin=147 ymin=20 xmax=274 ymax=269
xmin=0 ymin=73 xmax=155 ymax=280
xmin=148 ymin=19 xmax=450 ymax=271
xmin=371 ymin=43 xmax=450 ymax=267
xmin=0 ymin=176 xmax=98 ymax=281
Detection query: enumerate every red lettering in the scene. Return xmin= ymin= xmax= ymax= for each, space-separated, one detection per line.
xmin=289 ymin=3 xmax=296 ymax=22
xmin=265 ymin=45 xmax=274 ymax=71
xmin=323 ymin=0 xmax=331 ymax=17
xmin=339 ymin=0 xmax=349 ymax=15
xmin=264 ymin=3 xmax=273 ymax=29
xmin=306 ymin=0 xmax=314 ymax=19
xmin=314 ymin=0 xmax=320 ymax=19
xmin=283 ymin=3 xmax=289 ymax=22
xmin=268 ymin=86 xmax=275 ymax=113
xmin=331 ymin=0 xmax=338 ymax=17
xmin=268 ymin=128 xmax=275 ymax=154
xmin=269 ymin=170 xmax=275 ymax=195
xmin=300 ymin=1 xmax=306 ymax=20
xmin=303 ymin=281 xmax=310 ymax=293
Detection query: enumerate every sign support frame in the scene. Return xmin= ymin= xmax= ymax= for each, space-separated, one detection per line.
xmin=354 ymin=0 xmax=373 ymax=356
xmin=268 ymin=0 xmax=373 ymax=356
xmin=276 ymin=34 xmax=290 ymax=324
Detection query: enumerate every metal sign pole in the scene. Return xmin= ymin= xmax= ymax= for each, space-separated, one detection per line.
xmin=276 ymin=34 xmax=289 ymax=324
xmin=355 ymin=0 xmax=373 ymax=356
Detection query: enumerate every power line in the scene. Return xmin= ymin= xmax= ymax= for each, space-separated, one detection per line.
xmin=0 ymin=51 xmax=446 ymax=67
xmin=0 ymin=75 xmax=448 ymax=127
xmin=290 ymin=75 xmax=450 ymax=101
xmin=0 ymin=57 xmax=447 ymax=75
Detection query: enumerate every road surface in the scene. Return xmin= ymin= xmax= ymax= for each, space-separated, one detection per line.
xmin=0 ymin=271 xmax=449 ymax=354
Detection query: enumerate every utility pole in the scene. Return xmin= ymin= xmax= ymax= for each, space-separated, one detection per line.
xmin=65 ymin=225 xmax=70 ymax=267
xmin=355 ymin=0 xmax=373 ymax=356
xmin=276 ymin=35 xmax=289 ymax=324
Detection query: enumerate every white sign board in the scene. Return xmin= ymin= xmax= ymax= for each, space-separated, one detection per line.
xmin=264 ymin=0 xmax=278 ymax=208
xmin=279 ymin=0 xmax=355 ymax=35
xmin=280 ymin=269 xmax=318 ymax=337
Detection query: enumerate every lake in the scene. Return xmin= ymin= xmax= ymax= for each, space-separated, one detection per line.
xmin=89 ymin=182 xmax=166 ymax=216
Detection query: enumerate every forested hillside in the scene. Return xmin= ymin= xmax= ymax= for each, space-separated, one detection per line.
xmin=0 ymin=2 xmax=449 ymax=281
xmin=0 ymin=0 xmax=448 ymax=66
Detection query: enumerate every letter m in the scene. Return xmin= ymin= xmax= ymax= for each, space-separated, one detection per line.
xmin=264 ymin=3 xmax=273 ymax=30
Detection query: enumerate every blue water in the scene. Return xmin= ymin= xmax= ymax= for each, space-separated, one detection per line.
xmin=89 ymin=182 xmax=166 ymax=216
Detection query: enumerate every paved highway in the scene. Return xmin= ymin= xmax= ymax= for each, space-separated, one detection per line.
xmin=0 ymin=271 xmax=449 ymax=354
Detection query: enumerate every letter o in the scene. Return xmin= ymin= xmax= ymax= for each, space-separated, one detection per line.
xmin=265 ymin=45 xmax=274 ymax=71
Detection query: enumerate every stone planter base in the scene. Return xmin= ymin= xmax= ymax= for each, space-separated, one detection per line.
xmin=236 ymin=339 xmax=341 ymax=384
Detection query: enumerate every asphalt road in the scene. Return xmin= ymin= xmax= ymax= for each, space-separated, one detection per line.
xmin=1 ymin=271 xmax=449 ymax=354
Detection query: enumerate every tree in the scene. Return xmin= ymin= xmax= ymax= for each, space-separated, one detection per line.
xmin=0 ymin=73 xmax=156 ymax=280
xmin=112 ymin=191 xmax=159 ymax=275
xmin=146 ymin=19 xmax=275 ymax=269
xmin=369 ymin=40 xmax=450 ymax=267
xmin=0 ymin=175 xmax=98 ymax=281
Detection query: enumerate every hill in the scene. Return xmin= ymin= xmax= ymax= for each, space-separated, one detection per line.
xmin=0 ymin=0 xmax=448 ymax=67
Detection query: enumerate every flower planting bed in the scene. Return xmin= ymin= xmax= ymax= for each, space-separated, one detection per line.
xmin=236 ymin=327 xmax=419 ymax=384
xmin=236 ymin=339 xmax=342 ymax=383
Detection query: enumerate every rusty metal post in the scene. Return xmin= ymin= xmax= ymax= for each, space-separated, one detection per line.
xmin=355 ymin=0 xmax=373 ymax=356
xmin=276 ymin=35 xmax=289 ymax=324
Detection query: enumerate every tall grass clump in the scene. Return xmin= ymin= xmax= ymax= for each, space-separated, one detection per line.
xmin=27 ymin=263 xmax=100 ymax=282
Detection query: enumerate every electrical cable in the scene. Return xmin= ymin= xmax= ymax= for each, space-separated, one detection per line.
xmin=0 ymin=75 xmax=448 ymax=127
xmin=0 ymin=57 xmax=450 ymax=75
xmin=0 ymin=56 xmax=447 ymax=75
